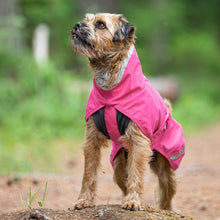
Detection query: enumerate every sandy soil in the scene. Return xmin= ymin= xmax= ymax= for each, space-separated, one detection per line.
xmin=0 ymin=122 xmax=220 ymax=220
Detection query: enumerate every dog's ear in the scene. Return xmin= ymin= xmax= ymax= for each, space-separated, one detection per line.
xmin=112 ymin=17 xmax=135 ymax=43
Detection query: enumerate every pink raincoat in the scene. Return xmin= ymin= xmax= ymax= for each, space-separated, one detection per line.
xmin=85 ymin=45 xmax=185 ymax=171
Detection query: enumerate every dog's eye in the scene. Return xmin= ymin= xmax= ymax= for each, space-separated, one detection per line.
xmin=96 ymin=22 xmax=106 ymax=30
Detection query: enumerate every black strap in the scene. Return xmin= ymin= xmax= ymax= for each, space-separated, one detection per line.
xmin=93 ymin=107 xmax=110 ymax=139
xmin=116 ymin=110 xmax=130 ymax=136
xmin=93 ymin=108 xmax=130 ymax=139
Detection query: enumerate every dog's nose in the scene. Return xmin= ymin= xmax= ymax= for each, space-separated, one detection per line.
xmin=74 ymin=22 xmax=84 ymax=30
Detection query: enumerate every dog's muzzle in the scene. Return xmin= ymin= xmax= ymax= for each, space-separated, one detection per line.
xmin=71 ymin=22 xmax=91 ymax=48
xmin=71 ymin=23 xmax=84 ymax=40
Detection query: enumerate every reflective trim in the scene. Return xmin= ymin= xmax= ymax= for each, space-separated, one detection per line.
xmin=95 ymin=45 xmax=134 ymax=91
xmin=117 ymin=45 xmax=134 ymax=84
xmin=170 ymin=147 xmax=185 ymax=161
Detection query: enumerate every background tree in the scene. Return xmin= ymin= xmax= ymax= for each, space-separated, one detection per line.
xmin=0 ymin=0 xmax=23 ymax=52
xmin=78 ymin=0 xmax=119 ymax=15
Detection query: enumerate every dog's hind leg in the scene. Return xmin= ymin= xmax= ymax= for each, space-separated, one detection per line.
xmin=149 ymin=151 xmax=176 ymax=210
xmin=121 ymin=121 xmax=151 ymax=211
xmin=73 ymin=117 xmax=108 ymax=210
xmin=113 ymin=148 xmax=128 ymax=196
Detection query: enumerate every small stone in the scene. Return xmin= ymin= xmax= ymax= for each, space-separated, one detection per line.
xmin=199 ymin=206 xmax=207 ymax=211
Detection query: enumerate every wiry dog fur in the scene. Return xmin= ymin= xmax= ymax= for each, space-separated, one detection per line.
xmin=70 ymin=13 xmax=176 ymax=211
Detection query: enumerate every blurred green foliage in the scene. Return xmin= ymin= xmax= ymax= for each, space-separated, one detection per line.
xmin=121 ymin=0 xmax=220 ymax=75
xmin=0 ymin=0 xmax=219 ymax=173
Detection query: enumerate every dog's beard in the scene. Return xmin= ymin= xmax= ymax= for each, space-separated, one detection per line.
xmin=72 ymin=31 xmax=91 ymax=47
xmin=71 ymin=28 xmax=95 ymax=57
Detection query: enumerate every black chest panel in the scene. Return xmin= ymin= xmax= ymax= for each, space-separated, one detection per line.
xmin=93 ymin=107 xmax=130 ymax=139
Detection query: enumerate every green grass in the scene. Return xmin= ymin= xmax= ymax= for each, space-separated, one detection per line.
xmin=173 ymin=74 xmax=220 ymax=133
xmin=0 ymin=137 xmax=83 ymax=174
xmin=0 ymin=53 xmax=88 ymax=174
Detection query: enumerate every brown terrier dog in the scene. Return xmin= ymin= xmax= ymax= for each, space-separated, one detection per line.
xmin=70 ymin=13 xmax=185 ymax=211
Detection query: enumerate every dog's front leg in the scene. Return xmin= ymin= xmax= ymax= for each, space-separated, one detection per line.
xmin=73 ymin=117 xmax=108 ymax=210
xmin=121 ymin=122 xmax=151 ymax=211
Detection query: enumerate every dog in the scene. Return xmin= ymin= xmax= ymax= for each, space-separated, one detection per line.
xmin=70 ymin=13 xmax=185 ymax=211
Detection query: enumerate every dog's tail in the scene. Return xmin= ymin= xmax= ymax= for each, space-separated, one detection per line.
xmin=163 ymin=98 xmax=172 ymax=114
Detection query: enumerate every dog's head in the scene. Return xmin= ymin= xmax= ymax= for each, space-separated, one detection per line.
xmin=70 ymin=13 xmax=135 ymax=58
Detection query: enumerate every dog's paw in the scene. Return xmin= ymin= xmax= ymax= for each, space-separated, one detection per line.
xmin=73 ymin=199 xmax=94 ymax=210
xmin=122 ymin=200 xmax=142 ymax=211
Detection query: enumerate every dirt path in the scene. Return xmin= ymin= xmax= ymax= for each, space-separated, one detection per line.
xmin=0 ymin=122 xmax=220 ymax=219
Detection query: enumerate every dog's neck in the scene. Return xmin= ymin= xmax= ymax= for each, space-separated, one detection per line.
xmin=89 ymin=45 xmax=134 ymax=90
